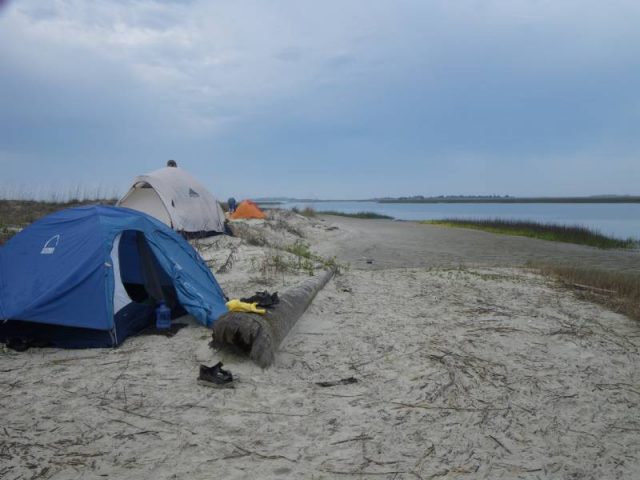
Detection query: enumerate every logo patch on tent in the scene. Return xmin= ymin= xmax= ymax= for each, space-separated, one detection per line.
xmin=188 ymin=188 xmax=200 ymax=198
xmin=41 ymin=235 xmax=60 ymax=255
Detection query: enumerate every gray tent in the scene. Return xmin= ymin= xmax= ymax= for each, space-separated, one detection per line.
xmin=118 ymin=167 xmax=225 ymax=234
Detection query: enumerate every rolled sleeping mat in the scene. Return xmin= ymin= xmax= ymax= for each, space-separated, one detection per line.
xmin=211 ymin=269 xmax=335 ymax=368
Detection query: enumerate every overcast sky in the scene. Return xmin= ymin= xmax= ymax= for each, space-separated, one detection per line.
xmin=1 ymin=0 xmax=639 ymax=200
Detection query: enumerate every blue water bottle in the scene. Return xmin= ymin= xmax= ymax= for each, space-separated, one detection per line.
xmin=155 ymin=302 xmax=171 ymax=329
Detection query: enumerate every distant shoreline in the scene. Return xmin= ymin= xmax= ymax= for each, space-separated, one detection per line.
xmin=259 ymin=196 xmax=640 ymax=204
xmin=378 ymin=196 xmax=640 ymax=204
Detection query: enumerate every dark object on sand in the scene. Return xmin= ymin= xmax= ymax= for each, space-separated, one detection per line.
xmin=5 ymin=337 xmax=50 ymax=352
xmin=240 ymin=291 xmax=279 ymax=308
xmin=211 ymin=269 xmax=335 ymax=368
xmin=137 ymin=322 xmax=188 ymax=338
xmin=315 ymin=377 xmax=358 ymax=388
xmin=198 ymin=362 xmax=234 ymax=388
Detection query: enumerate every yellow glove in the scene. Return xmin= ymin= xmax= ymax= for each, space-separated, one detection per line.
xmin=225 ymin=299 xmax=266 ymax=315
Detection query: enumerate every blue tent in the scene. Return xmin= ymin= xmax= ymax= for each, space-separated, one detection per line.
xmin=0 ymin=205 xmax=228 ymax=348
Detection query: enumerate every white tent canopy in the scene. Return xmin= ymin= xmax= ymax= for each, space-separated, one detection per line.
xmin=118 ymin=167 xmax=225 ymax=233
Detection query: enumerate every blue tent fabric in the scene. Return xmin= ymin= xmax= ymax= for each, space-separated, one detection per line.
xmin=0 ymin=205 xmax=227 ymax=347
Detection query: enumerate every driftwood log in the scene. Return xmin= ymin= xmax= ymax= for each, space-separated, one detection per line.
xmin=212 ymin=269 xmax=335 ymax=367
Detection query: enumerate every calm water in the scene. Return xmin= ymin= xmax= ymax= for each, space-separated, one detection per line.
xmin=280 ymin=201 xmax=640 ymax=240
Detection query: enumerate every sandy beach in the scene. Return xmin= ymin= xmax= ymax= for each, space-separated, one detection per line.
xmin=1 ymin=212 xmax=639 ymax=479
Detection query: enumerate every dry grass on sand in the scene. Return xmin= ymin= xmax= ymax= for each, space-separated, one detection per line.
xmin=535 ymin=264 xmax=640 ymax=322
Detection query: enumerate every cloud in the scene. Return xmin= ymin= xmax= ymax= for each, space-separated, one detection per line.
xmin=0 ymin=0 xmax=639 ymax=198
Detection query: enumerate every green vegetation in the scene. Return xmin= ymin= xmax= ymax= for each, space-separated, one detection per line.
xmin=291 ymin=207 xmax=393 ymax=219
xmin=251 ymin=250 xmax=301 ymax=278
xmin=285 ymin=239 xmax=347 ymax=275
xmin=285 ymin=240 xmax=316 ymax=274
xmin=285 ymin=239 xmax=313 ymax=259
xmin=318 ymin=210 xmax=394 ymax=220
xmin=300 ymin=207 xmax=317 ymax=218
xmin=291 ymin=206 xmax=317 ymax=217
xmin=425 ymin=218 xmax=638 ymax=249
xmin=252 ymin=240 xmax=347 ymax=279
xmin=535 ymin=264 xmax=640 ymax=322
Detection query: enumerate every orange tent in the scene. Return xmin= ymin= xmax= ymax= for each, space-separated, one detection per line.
xmin=229 ymin=200 xmax=266 ymax=220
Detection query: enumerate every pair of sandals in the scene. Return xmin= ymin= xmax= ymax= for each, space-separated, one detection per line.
xmin=198 ymin=362 xmax=234 ymax=388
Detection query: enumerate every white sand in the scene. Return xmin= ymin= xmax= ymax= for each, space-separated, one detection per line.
xmin=1 ymin=213 xmax=639 ymax=479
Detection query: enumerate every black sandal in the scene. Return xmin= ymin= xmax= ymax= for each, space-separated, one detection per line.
xmin=198 ymin=362 xmax=234 ymax=388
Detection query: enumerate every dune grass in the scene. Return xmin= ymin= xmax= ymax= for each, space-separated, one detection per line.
xmin=425 ymin=218 xmax=637 ymax=249
xmin=291 ymin=206 xmax=317 ymax=218
xmin=0 ymin=224 xmax=14 ymax=246
xmin=0 ymin=198 xmax=117 ymax=245
xmin=535 ymin=264 xmax=640 ymax=322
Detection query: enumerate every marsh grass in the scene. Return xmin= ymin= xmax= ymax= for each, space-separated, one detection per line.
xmin=425 ymin=218 xmax=637 ymax=249
xmin=535 ymin=264 xmax=640 ymax=322
xmin=290 ymin=207 xmax=393 ymax=220
xmin=318 ymin=210 xmax=394 ymax=220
